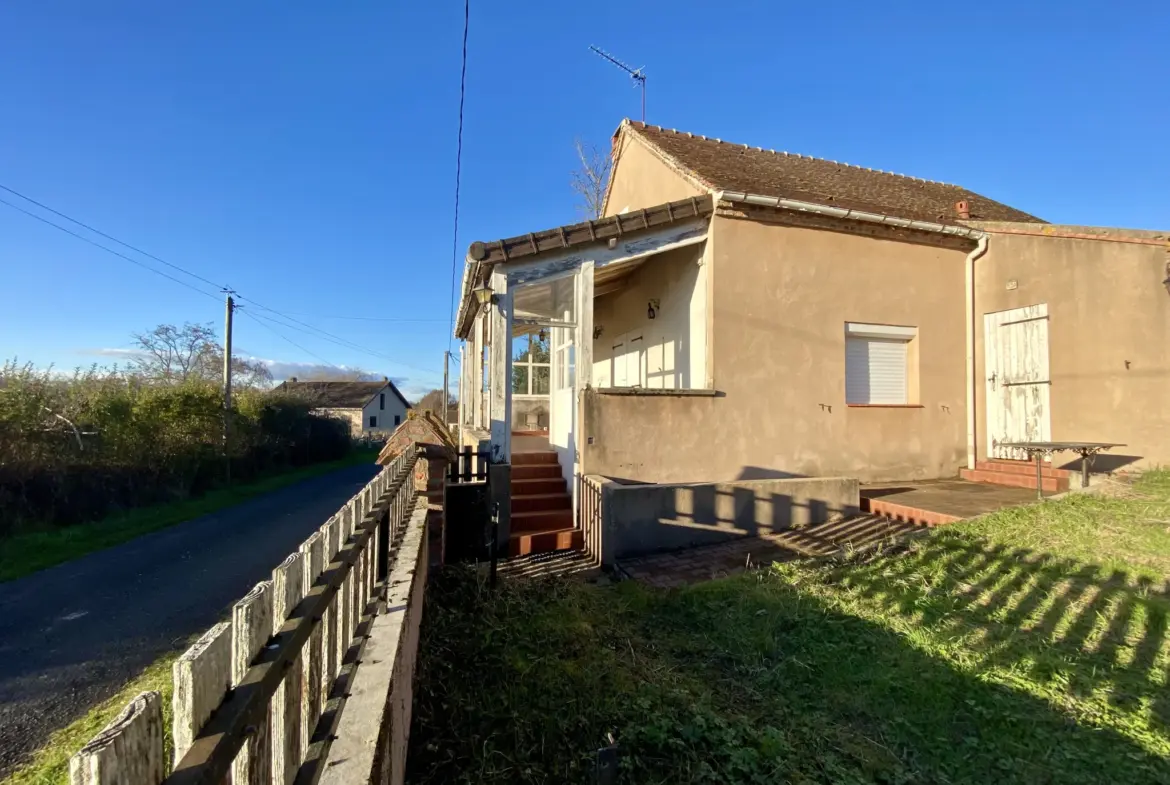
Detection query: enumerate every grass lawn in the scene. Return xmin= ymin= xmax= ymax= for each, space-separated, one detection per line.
xmin=407 ymin=471 xmax=1170 ymax=785
xmin=0 ymin=447 xmax=380 ymax=582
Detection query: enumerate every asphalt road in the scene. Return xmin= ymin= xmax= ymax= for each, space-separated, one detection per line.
xmin=0 ymin=462 xmax=380 ymax=778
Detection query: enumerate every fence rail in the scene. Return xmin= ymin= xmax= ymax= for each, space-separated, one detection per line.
xmin=68 ymin=448 xmax=423 ymax=785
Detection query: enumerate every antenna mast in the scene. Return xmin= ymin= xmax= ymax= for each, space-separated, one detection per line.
xmin=589 ymin=45 xmax=647 ymax=122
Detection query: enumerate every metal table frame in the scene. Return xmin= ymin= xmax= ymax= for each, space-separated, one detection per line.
xmin=996 ymin=441 xmax=1125 ymax=499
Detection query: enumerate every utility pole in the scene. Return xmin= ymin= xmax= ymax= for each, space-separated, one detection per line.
xmin=223 ymin=292 xmax=235 ymax=483
xmin=442 ymin=350 xmax=450 ymax=430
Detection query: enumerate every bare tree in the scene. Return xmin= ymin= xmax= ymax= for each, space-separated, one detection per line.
xmin=130 ymin=322 xmax=272 ymax=388
xmin=570 ymin=139 xmax=612 ymax=219
xmin=131 ymin=322 xmax=217 ymax=383
xmin=415 ymin=388 xmax=456 ymax=413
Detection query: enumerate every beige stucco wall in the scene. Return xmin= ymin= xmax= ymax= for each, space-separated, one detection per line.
xmin=583 ymin=216 xmax=971 ymax=483
xmin=603 ymin=132 xmax=704 ymax=218
xmin=592 ymin=245 xmax=706 ymax=389
xmin=974 ymin=232 xmax=1170 ymax=469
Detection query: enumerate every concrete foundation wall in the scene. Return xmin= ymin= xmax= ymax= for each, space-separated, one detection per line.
xmin=319 ymin=501 xmax=429 ymax=785
xmin=595 ymin=474 xmax=859 ymax=563
xmin=973 ymin=230 xmax=1170 ymax=471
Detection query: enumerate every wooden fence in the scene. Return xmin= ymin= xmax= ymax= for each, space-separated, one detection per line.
xmin=68 ymin=447 xmax=423 ymax=785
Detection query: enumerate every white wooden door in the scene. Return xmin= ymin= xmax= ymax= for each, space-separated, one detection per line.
xmin=984 ymin=304 xmax=1051 ymax=460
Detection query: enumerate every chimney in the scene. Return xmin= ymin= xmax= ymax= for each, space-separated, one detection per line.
xmin=955 ymin=200 xmax=970 ymax=220
xmin=289 ymin=376 xmax=297 ymax=382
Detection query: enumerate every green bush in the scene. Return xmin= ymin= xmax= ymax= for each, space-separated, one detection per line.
xmin=0 ymin=361 xmax=351 ymax=536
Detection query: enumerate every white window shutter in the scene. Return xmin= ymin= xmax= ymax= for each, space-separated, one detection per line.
xmin=846 ymin=337 xmax=907 ymax=404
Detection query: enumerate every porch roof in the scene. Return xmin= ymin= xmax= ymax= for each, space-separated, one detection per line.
xmin=454 ymin=195 xmax=714 ymax=339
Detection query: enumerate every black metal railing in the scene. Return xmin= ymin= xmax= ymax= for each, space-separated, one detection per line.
xmin=447 ymin=446 xmax=490 ymax=483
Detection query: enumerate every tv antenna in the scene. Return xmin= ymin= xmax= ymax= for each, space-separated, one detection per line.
xmin=589 ymin=45 xmax=646 ymax=122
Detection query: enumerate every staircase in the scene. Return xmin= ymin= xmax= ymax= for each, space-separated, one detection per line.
xmin=510 ymin=448 xmax=583 ymax=557
xmin=959 ymin=459 xmax=1072 ymax=493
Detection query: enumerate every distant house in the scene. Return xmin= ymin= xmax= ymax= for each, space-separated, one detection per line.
xmin=275 ymin=377 xmax=411 ymax=436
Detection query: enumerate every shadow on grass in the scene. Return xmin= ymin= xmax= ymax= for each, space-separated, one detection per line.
xmin=406 ymin=564 xmax=1170 ymax=785
xmin=832 ymin=531 xmax=1170 ymax=727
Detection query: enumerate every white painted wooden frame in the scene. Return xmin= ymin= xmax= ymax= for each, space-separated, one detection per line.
xmin=487 ymin=268 xmax=513 ymax=462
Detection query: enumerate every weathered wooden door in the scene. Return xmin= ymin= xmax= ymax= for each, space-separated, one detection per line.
xmin=984 ymin=304 xmax=1051 ymax=460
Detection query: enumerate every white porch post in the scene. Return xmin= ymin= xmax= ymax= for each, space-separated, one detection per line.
xmin=576 ymin=263 xmax=594 ymax=477
xmin=488 ymin=269 xmax=513 ymax=462
xmin=471 ymin=313 xmax=484 ymax=430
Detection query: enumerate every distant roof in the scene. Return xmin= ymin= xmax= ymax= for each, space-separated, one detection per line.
xmin=274 ymin=379 xmax=411 ymax=410
xmin=621 ymin=120 xmax=1044 ymax=224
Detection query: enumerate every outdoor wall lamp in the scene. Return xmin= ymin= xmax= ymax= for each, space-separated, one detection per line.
xmin=472 ymin=283 xmax=496 ymax=310
xmin=647 ymin=299 xmax=660 ymax=319
xmin=593 ymin=326 xmax=604 ymax=339
xmin=1163 ymin=262 xmax=1170 ymax=296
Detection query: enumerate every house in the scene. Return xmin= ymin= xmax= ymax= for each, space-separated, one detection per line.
xmin=453 ymin=119 xmax=1169 ymax=552
xmin=276 ymin=377 xmax=411 ymax=436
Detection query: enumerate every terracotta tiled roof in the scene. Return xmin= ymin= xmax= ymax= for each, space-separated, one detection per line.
xmin=274 ymin=380 xmax=410 ymax=410
xmin=625 ymin=121 xmax=1044 ymax=224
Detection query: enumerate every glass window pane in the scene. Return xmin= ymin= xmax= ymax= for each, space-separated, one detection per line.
xmin=533 ymin=366 xmax=550 ymax=395
xmin=530 ymin=332 xmax=550 ymax=363
xmin=512 ymin=335 xmax=531 ymax=362
xmin=512 ymin=365 xmax=529 ymax=395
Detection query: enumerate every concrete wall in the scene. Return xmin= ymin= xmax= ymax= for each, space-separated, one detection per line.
xmin=319 ymin=500 xmax=429 ymax=785
xmin=973 ymin=230 xmax=1170 ymax=470
xmin=583 ymin=215 xmax=971 ymax=483
xmin=319 ymin=407 xmax=363 ymax=436
xmin=593 ymin=474 xmax=859 ymax=563
xmin=603 ymin=131 xmax=704 ymax=218
xmin=512 ymin=397 xmax=549 ymax=430
xmin=592 ymin=245 xmax=706 ymax=389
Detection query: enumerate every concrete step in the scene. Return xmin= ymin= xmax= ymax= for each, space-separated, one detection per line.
xmin=960 ymin=467 xmax=1067 ymax=493
xmin=511 ymin=492 xmax=572 ymax=514
xmin=977 ymin=459 xmax=1073 ymax=479
xmin=509 ymin=526 xmax=583 ymax=557
xmin=512 ymin=508 xmax=573 ymax=533
xmin=512 ymin=464 xmax=564 ymax=481
xmin=512 ymin=450 xmax=560 ymax=466
xmin=511 ymin=477 xmax=567 ymax=495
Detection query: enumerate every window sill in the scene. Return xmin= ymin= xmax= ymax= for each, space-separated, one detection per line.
xmin=595 ymin=387 xmax=719 ymax=397
xmin=847 ymin=404 xmax=925 ymax=408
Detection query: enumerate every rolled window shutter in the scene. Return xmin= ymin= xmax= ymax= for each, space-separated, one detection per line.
xmin=846 ymin=337 xmax=907 ymax=404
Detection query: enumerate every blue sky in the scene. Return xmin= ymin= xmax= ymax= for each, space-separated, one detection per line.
xmin=2 ymin=2 xmax=1166 ymax=400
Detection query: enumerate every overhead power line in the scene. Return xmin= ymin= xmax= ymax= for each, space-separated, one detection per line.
xmin=0 ymin=183 xmax=228 ymax=292
xmin=235 ymin=295 xmax=441 ymax=379
xmin=447 ymin=0 xmax=470 ymax=351
xmin=238 ymin=309 xmax=342 ymax=370
xmin=0 ymin=195 xmax=222 ymax=302
xmin=0 ymin=183 xmax=441 ymax=378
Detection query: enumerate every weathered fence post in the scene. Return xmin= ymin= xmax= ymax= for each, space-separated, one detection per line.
xmin=272 ymin=552 xmax=305 ymax=784
xmin=69 ymin=691 xmax=164 ymax=785
xmin=299 ymin=531 xmax=324 ymax=756
xmin=320 ymin=517 xmax=340 ymax=702
xmin=172 ymin=622 xmax=231 ymax=762
xmin=231 ymin=581 xmax=273 ymax=785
